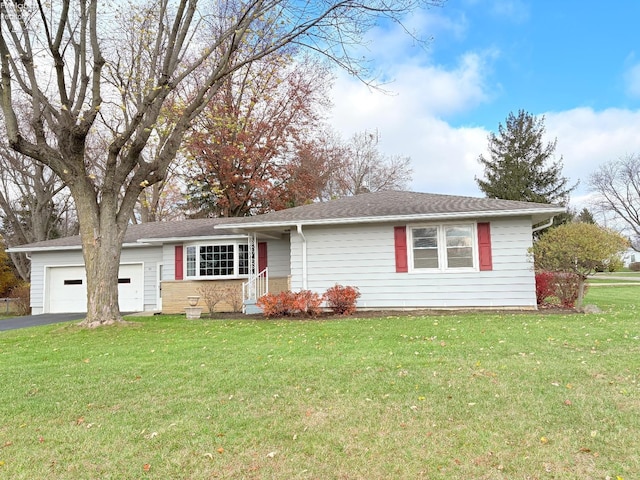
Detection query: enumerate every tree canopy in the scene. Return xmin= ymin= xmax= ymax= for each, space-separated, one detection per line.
xmin=476 ymin=110 xmax=576 ymax=205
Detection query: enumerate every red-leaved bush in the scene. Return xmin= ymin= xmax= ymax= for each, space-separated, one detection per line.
xmin=257 ymin=285 xmax=361 ymax=318
xmin=535 ymin=271 xmax=587 ymax=308
xmin=292 ymin=290 xmax=324 ymax=317
xmin=257 ymin=291 xmax=294 ymax=318
xmin=553 ymin=272 xmax=585 ymax=308
xmin=324 ymin=284 xmax=360 ymax=315
xmin=257 ymin=290 xmax=323 ymax=318
xmin=535 ymin=271 xmax=556 ymax=305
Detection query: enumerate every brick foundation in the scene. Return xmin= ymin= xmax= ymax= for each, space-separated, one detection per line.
xmin=161 ymin=277 xmax=290 ymax=314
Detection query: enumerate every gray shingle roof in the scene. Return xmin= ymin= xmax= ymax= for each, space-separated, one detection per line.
xmin=216 ymin=191 xmax=565 ymax=228
xmin=9 ymin=191 xmax=565 ymax=252
xmin=8 ymin=217 xmax=235 ymax=251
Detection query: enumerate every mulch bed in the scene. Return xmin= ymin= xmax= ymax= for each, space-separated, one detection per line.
xmin=202 ymin=305 xmax=578 ymax=321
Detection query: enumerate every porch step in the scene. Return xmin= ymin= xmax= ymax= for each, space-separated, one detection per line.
xmin=243 ymin=299 xmax=263 ymax=315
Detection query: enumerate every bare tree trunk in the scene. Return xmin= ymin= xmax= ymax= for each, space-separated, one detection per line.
xmin=73 ymin=183 xmax=128 ymax=327
xmin=576 ymin=276 xmax=586 ymax=310
xmin=82 ymin=231 xmax=124 ymax=326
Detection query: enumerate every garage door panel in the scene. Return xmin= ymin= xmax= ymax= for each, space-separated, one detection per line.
xmin=117 ymin=265 xmax=144 ymax=312
xmin=47 ymin=264 xmax=144 ymax=313
xmin=48 ymin=266 xmax=87 ymax=313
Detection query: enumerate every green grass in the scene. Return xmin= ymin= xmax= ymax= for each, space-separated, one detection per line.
xmin=1 ymin=288 xmax=639 ymax=479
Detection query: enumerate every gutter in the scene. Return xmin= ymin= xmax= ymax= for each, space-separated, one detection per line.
xmin=297 ymin=224 xmax=308 ymax=290
xmin=532 ymin=216 xmax=555 ymax=234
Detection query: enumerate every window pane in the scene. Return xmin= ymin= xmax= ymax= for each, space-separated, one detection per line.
xmin=413 ymin=227 xmax=437 ymax=244
xmin=197 ymin=244 xmax=235 ymax=276
xmin=412 ymin=227 xmax=439 ymax=269
xmin=200 ymin=245 xmax=214 ymax=276
xmin=239 ymin=244 xmax=249 ymax=275
xmin=213 ymin=245 xmax=234 ymax=276
xmin=414 ymin=248 xmax=439 ymax=269
xmin=446 ymin=226 xmax=473 ymax=268
xmin=186 ymin=246 xmax=196 ymax=277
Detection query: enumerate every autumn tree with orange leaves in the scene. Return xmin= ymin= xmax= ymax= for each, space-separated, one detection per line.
xmin=182 ymin=53 xmax=333 ymax=217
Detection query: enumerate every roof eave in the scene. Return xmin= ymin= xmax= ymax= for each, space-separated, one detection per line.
xmin=6 ymin=241 xmax=156 ymax=253
xmin=137 ymin=233 xmax=248 ymax=244
xmin=214 ymin=207 xmax=566 ymax=231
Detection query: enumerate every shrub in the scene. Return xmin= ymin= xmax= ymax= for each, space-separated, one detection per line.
xmin=292 ymin=290 xmax=324 ymax=317
xmin=535 ymin=271 xmax=586 ymax=308
xmin=535 ymin=271 xmax=556 ymax=305
xmin=324 ymin=284 xmax=360 ymax=315
xmin=630 ymin=262 xmax=640 ymax=272
xmin=553 ymin=272 xmax=585 ymax=308
xmin=197 ymin=284 xmax=225 ymax=314
xmin=9 ymin=283 xmax=30 ymax=316
xmin=257 ymin=291 xmax=295 ymax=318
xmin=197 ymin=284 xmax=243 ymax=314
xmin=258 ymin=290 xmax=324 ymax=318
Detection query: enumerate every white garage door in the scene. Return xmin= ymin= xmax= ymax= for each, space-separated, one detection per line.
xmin=47 ymin=264 xmax=144 ymax=313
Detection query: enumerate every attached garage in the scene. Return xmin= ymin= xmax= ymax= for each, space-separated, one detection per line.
xmin=45 ymin=264 xmax=144 ymax=313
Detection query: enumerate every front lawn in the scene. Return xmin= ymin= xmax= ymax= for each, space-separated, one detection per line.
xmin=0 ymin=287 xmax=638 ymax=479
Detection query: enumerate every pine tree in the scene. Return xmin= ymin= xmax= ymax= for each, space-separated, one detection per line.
xmin=576 ymin=207 xmax=596 ymax=224
xmin=476 ymin=110 xmax=576 ymax=205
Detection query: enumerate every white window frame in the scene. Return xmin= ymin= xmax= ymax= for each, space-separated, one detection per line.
xmin=408 ymin=222 xmax=478 ymax=272
xmin=184 ymin=241 xmax=250 ymax=279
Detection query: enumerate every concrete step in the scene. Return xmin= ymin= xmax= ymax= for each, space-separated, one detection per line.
xmin=243 ymin=299 xmax=263 ymax=315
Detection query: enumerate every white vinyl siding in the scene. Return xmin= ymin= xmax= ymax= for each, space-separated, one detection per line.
xmin=265 ymin=235 xmax=291 ymax=277
xmin=290 ymin=218 xmax=536 ymax=309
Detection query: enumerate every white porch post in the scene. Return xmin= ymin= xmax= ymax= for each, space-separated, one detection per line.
xmin=247 ymin=232 xmax=257 ymax=299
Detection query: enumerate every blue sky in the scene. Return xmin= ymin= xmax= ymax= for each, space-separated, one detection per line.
xmin=328 ymin=0 xmax=640 ymax=208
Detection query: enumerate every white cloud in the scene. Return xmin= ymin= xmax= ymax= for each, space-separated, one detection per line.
xmin=624 ymin=63 xmax=640 ymax=98
xmin=328 ymin=47 xmax=496 ymax=197
xmin=544 ymin=107 xmax=640 ymax=206
xmin=330 ymin=50 xmax=494 ymax=125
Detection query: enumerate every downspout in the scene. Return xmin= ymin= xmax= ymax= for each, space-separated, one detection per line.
xmin=532 ymin=216 xmax=555 ymax=234
xmin=296 ymin=224 xmax=308 ymax=290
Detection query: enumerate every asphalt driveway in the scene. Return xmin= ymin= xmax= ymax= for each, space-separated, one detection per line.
xmin=0 ymin=313 xmax=87 ymax=332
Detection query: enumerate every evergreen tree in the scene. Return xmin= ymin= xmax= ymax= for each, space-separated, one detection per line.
xmin=476 ymin=110 xmax=576 ymax=205
xmin=576 ymin=207 xmax=596 ymax=224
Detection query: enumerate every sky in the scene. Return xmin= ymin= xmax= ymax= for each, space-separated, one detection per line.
xmin=328 ymin=0 xmax=640 ymax=210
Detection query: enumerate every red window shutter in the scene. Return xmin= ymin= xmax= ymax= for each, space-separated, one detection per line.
xmin=258 ymin=242 xmax=268 ymax=272
xmin=394 ymin=226 xmax=408 ymax=273
xmin=477 ymin=222 xmax=493 ymax=271
xmin=175 ymin=245 xmax=184 ymax=280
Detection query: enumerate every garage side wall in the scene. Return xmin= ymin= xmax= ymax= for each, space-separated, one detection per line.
xmin=29 ymin=246 xmax=162 ymax=314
